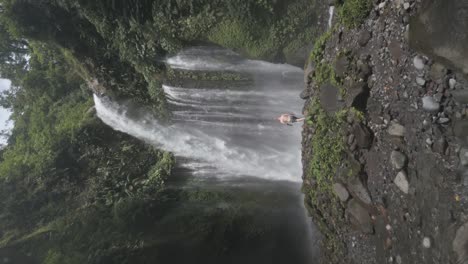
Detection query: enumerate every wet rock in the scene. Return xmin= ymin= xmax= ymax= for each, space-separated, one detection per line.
xmin=346 ymin=199 xmax=373 ymax=234
xmin=347 ymin=176 xmax=372 ymax=205
xmin=300 ymin=89 xmax=311 ymax=100
xmin=413 ymin=56 xmax=425 ymax=70
xmin=433 ymin=137 xmax=448 ymax=154
xmin=460 ymin=148 xmax=468 ymax=167
xmin=391 ymin=151 xmax=407 ymax=170
xmin=388 ymin=121 xmax=406 ymax=137
xmin=394 ymin=171 xmax=409 ymax=194
xmin=449 ymin=78 xmax=457 ymax=89
xmin=304 ymin=61 xmax=315 ymax=85
xmin=451 ymin=89 xmax=468 ymax=104
xmin=352 ymin=123 xmax=372 ymax=149
xmin=320 ymin=83 xmax=341 ymax=113
xmin=453 ymin=222 xmax=468 ymax=264
xmin=416 ymin=77 xmax=426 ymax=86
xmin=358 ymin=31 xmax=372 ymax=47
xmin=422 ymin=96 xmax=440 ymax=112
xmin=333 ymin=183 xmax=350 ymax=202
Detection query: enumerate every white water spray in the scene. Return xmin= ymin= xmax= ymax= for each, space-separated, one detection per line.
xmin=328 ymin=6 xmax=335 ymax=29
xmin=94 ymin=47 xmax=304 ymax=182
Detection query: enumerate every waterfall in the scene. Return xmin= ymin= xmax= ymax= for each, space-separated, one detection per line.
xmin=94 ymin=46 xmax=305 ymax=182
xmin=328 ymin=6 xmax=335 ymax=29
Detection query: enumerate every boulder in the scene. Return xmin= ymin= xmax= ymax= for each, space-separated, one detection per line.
xmin=391 ymin=151 xmax=407 ymax=170
xmin=346 ymin=199 xmax=373 ymax=234
xmin=347 ymin=176 xmax=372 ymax=205
xmin=333 ymin=183 xmax=350 ymax=202
xmin=394 ymin=171 xmax=409 ymax=194
xmin=352 ymin=123 xmax=373 ymax=149
xmin=388 ymin=122 xmax=406 ymax=137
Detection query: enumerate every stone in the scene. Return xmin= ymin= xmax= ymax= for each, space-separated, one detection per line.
xmin=430 ymin=62 xmax=447 ymax=80
xmin=333 ymin=183 xmax=350 ymax=202
xmin=304 ymin=61 xmax=315 ymax=85
xmin=422 ymin=96 xmax=440 ymax=112
xmin=433 ymin=137 xmax=448 ymax=154
xmin=358 ymin=31 xmax=372 ymax=47
xmin=357 ymin=60 xmax=372 ymax=79
xmin=394 ymin=171 xmax=409 ymax=194
xmin=449 ymin=78 xmax=457 ymax=89
xmin=423 ymin=237 xmax=432 ymax=248
xmin=453 ymin=222 xmax=468 ymax=263
xmin=451 ymin=89 xmax=468 ymax=104
xmin=346 ymin=199 xmax=373 ymax=234
xmin=300 ymin=89 xmax=311 ymax=100
xmin=416 ymin=77 xmax=426 ymax=86
xmin=347 ymin=176 xmax=372 ymax=205
xmin=413 ymin=56 xmax=425 ymax=70
xmin=460 ymin=148 xmax=468 ymax=167
xmin=352 ymin=123 xmax=372 ymax=149
xmin=438 ymin=117 xmax=450 ymax=124
xmin=391 ymin=151 xmax=407 ymax=170
xmin=388 ymin=122 xmax=406 ymax=137
xmin=403 ymin=2 xmax=410 ymax=10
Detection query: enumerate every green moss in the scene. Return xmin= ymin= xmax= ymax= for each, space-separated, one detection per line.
xmin=306 ymin=100 xmax=347 ymax=196
xmin=338 ymin=0 xmax=373 ymax=28
xmin=308 ymin=29 xmax=333 ymax=65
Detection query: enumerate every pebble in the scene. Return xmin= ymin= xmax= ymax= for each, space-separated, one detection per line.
xmin=423 ymin=237 xmax=431 ymax=248
xmin=460 ymin=148 xmax=468 ymax=166
xmin=379 ymin=2 xmax=386 ymax=9
xmin=416 ymin=77 xmax=426 ymax=86
xmin=413 ymin=56 xmax=425 ymax=70
xmin=403 ymin=2 xmax=410 ymax=10
xmin=438 ymin=117 xmax=450 ymax=124
xmin=426 ymin=138 xmax=433 ymax=145
xmin=388 ymin=122 xmax=406 ymax=137
xmin=396 ymin=255 xmax=402 ymax=264
xmin=391 ymin=151 xmax=407 ymax=170
xmin=422 ymin=96 xmax=440 ymax=112
xmin=449 ymin=78 xmax=457 ymax=89
xmin=394 ymin=171 xmax=409 ymax=194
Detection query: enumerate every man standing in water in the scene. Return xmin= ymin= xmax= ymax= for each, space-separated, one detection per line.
xmin=277 ymin=113 xmax=305 ymax=126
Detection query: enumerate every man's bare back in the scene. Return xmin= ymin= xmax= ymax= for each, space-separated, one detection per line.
xmin=277 ymin=113 xmax=305 ymax=126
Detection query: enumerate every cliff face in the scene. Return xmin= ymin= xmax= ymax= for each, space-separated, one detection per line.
xmin=301 ymin=0 xmax=468 ymax=263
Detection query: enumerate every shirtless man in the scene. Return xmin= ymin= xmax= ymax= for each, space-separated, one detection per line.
xmin=277 ymin=113 xmax=305 ymax=126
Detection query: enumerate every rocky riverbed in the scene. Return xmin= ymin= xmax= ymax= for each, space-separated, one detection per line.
xmin=301 ymin=0 xmax=468 ymax=263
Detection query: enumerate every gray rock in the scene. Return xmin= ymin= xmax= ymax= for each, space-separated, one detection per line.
xmin=347 ymin=177 xmax=372 ymax=205
xmin=388 ymin=122 xmax=406 ymax=137
xmin=413 ymin=56 xmax=425 ymax=70
xmin=460 ymin=148 xmax=468 ymax=167
xmin=300 ymin=89 xmax=311 ymax=100
xmin=334 ymin=56 xmax=349 ymax=78
xmin=416 ymin=77 xmax=426 ymax=86
xmin=304 ymin=61 xmax=315 ymax=85
xmin=394 ymin=171 xmax=409 ymax=194
xmin=352 ymin=123 xmax=372 ymax=149
xmin=358 ymin=31 xmax=372 ymax=47
xmin=450 ymin=78 xmax=457 ymax=89
xmin=433 ymin=137 xmax=448 ymax=154
xmin=423 ymin=237 xmax=431 ymax=248
xmin=391 ymin=151 xmax=407 ymax=170
xmin=438 ymin=117 xmax=450 ymax=124
xmin=403 ymin=2 xmax=410 ymax=10
xmin=333 ymin=183 xmax=350 ymax=202
xmin=451 ymin=89 xmax=468 ymax=104
xmin=453 ymin=222 xmax=468 ymax=264
xmin=422 ymin=96 xmax=440 ymax=112
xmin=429 ymin=62 xmax=447 ymax=80
xmin=346 ymin=199 xmax=373 ymax=234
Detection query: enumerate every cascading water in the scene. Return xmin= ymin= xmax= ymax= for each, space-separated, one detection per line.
xmin=329 ymin=6 xmax=335 ymax=29
xmin=94 ymin=46 xmax=305 ymax=182
xmin=93 ymin=46 xmax=319 ymax=263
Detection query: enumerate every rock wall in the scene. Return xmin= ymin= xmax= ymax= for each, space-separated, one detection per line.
xmin=301 ymin=0 xmax=468 ymax=263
